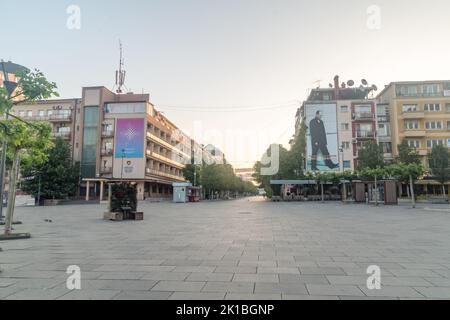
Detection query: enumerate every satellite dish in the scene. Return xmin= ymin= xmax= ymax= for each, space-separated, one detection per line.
xmin=347 ymin=80 xmax=355 ymax=87
xmin=361 ymin=79 xmax=368 ymax=86
xmin=371 ymin=84 xmax=378 ymax=91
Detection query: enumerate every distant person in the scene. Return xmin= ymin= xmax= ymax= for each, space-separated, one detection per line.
xmin=309 ymin=110 xmax=338 ymax=171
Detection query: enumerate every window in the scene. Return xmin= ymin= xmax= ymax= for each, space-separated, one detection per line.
xmin=47 ymin=110 xmax=53 ymax=116
xmin=427 ymin=140 xmax=445 ymax=148
xmin=26 ymin=110 xmax=33 ymax=117
xmin=378 ymin=123 xmax=390 ymax=136
xmin=341 ymin=142 xmax=350 ymax=149
xmin=398 ymin=86 xmax=417 ymax=96
xmin=424 ymin=103 xmax=441 ymax=112
xmin=18 ymin=110 xmax=25 ymax=117
xmin=402 ymin=104 xmax=417 ymax=112
xmin=423 ymin=84 xmax=439 ymax=96
xmin=340 ymin=106 xmax=349 ymax=113
xmin=343 ymin=161 xmax=351 ymax=169
xmin=380 ymin=142 xmax=392 ymax=154
xmin=446 ymin=104 xmax=450 ymax=112
xmin=425 ymin=121 xmax=442 ymax=130
xmin=58 ymin=127 xmax=70 ymax=133
xmin=404 ymin=121 xmax=419 ymax=130
xmin=38 ymin=110 xmax=46 ymax=117
xmin=448 ymin=121 xmax=450 ymax=130
xmin=407 ymin=140 xmax=420 ymax=148
xmin=341 ymin=123 xmax=349 ymax=131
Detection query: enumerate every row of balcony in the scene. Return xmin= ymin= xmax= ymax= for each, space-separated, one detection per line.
xmin=146 ymin=150 xmax=185 ymax=169
xmin=99 ymin=166 xmax=185 ymax=181
xmin=146 ymin=131 xmax=190 ymax=159
xmin=51 ymin=131 xmax=71 ymax=139
xmin=23 ymin=114 xmax=72 ymax=122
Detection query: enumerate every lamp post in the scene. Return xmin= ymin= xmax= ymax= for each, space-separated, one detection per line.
xmin=340 ymin=145 xmax=347 ymax=202
xmin=121 ymin=148 xmax=125 ymax=180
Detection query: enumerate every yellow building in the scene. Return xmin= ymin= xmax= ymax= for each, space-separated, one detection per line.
xmin=377 ymin=81 xmax=450 ymax=169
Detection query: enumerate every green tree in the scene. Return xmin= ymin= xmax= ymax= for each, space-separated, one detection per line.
xmin=387 ymin=163 xmax=424 ymax=208
xmin=182 ymin=164 xmax=202 ymax=186
xmin=21 ymin=138 xmax=80 ymax=201
xmin=0 ymin=119 xmax=53 ymax=234
xmin=357 ymin=141 xmax=385 ymax=170
xmin=396 ymin=140 xmax=421 ymax=165
xmin=428 ymin=145 xmax=450 ymax=198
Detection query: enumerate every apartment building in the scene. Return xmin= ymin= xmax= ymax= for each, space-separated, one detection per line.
xmin=377 ymin=81 xmax=450 ymax=168
xmin=296 ymin=76 xmax=388 ymax=172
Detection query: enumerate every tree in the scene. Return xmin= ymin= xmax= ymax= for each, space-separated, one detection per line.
xmin=396 ymin=140 xmax=421 ymax=165
xmin=357 ymin=141 xmax=385 ymax=170
xmin=182 ymin=164 xmax=202 ymax=186
xmin=387 ymin=163 xmax=424 ymax=208
xmin=21 ymin=138 xmax=80 ymax=201
xmin=428 ymin=145 xmax=450 ymax=198
xmin=0 ymin=119 xmax=53 ymax=234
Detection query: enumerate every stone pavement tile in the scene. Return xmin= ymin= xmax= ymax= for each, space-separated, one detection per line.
xmin=233 ymin=274 xmax=278 ymax=283
xmin=214 ymin=267 xmax=256 ymax=274
xmin=0 ymin=286 xmax=24 ymax=299
xmin=142 ymin=272 xmax=189 ymax=281
xmin=161 ymin=260 xmax=203 ymax=266
xmin=326 ymin=276 xmax=367 ymax=286
xmin=279 ymin=274 xmax=329 ymax=285
xmin=282 ymin=294 xmax=340 ymax=300
xmin=170 ymin=292 xmax=226 ymax=300
xmin=387 ymin=269 xmax=442 ymax=278
xmin=277 ymin=260 xmax=318 ymax=268
xmin=317 ymin=262 xmax=360 ymax=269
xmin=399 ymin=263 xmax=448 ymax=270
xmin=414 ymin=287 xmax=450 ymax=299
xmin=381 ymin=277 xmax=433 ymax=287
xmin=202 ymin=282 xmax=255 ymax=293
xmin=173 ymin=266 xmax=216 ymax=273
xmin=306 ymin=285 xmax=365 ymax=297
xmin=300 ymin=267 xmax=346 ymax=276
xmin=339 ymin=296 xmax=399 ymax=300
xmin=359 ymin=286 xmax=424 ymax=298
xmin=186 ymin=273 xmax=233 ymax=282
xmin=343 ymin=268 xmax=394 ymax=276
xmin=201 ymin=260 xmax=239 ymax=267
xmin=95 ymin=280 xmax=158 ymax=291
xmin=0 ymin=279 xmax=16 ymax=288
xmin=93 ymin=265 xmax=175 ymax=272
xmin=432 ymin=269 xmax=450 ymax=278
xmin=257 ymin=267 xmax=300 ymax=275
xmin=0 ymin=270 xmax=61 ymax=279
xmin=113 ymin=291 xmax=172 ymax=300
xmin=239 ymin=261 xmax=277 ymax=268
xmin=225 ymin=293 xmax=281 ymax=300
xmin=8 ymin=278 xmax=66 ymax=289
xmin=98 ymin=272 xmax=146 ymax=280
xmin=151 ymin=281 xmax=206 ymax=292
xmin=5 ymin=288 xmax=69 ymax=300
xmin=255 ymin=282 xmax=308 ymax=295
xmin=58 ymin=289 xmax=120 ymax=300
xmin=424 ymin=277 xmax=450 ymax=287
xmin=54 ymin=271 xmax=104 ymax=280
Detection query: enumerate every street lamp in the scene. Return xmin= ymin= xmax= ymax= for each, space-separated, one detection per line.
xmin=121 ymin=148 xmax=125 ymax=180
xmin=339 ymin=144 xmax=347 ymax=202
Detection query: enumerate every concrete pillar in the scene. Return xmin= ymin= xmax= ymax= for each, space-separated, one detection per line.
xmin=99 ymin=180 xmax=104 ymax=202
xmin=86 ymin=181 xmax=90 ymax=201
xmin=137 ymin=182 xmax=145 ymax=201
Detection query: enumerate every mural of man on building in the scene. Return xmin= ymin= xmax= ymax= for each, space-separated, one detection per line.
xmin=309 ymin=110 xmax=338 ymax=171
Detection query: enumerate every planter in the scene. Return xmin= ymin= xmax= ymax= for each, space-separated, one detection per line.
xmin=43 ymin=199 xmax=62 ymax=206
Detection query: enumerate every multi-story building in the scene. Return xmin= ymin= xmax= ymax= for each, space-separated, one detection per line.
xmin=376 ymin=80 xmax=450 ymax=168
xmin=296 ymin=76 xmax=388 ymax=172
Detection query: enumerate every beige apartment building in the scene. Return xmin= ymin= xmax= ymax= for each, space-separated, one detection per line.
xmin=2 ymin=84 xmax=214 ymax=201
xmin=376 ymin=81 xmax=450 ymax=169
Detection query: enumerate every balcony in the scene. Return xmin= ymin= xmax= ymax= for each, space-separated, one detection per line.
xmin=49 ymin=114 xmax=72 ymax=122
xmin=101 ymin=149 xmax=114 ymax=156
xmin=146 ymin=150 xmax=185 ymax=169
xmin=100 ymin=166 xmax=113 ymax=174
xmin=402 ymin=112 xmax=425 ymax=119
xmin=102 ymin=131 xmax=114 ymax=138
xmin=403 ymin=130 xmax=426 ymax=137
xmin=147 ymin=131 xmax=190 ymax=159
xmin=356 ymin=131 xmax=375 ymax=139
xmin=353 ymin=112 xmax=374 ymax=121
xmin=145 ymin=167 xmax=185 ymax=181
xmin=52 ymin=131 xmax=71 ymax=139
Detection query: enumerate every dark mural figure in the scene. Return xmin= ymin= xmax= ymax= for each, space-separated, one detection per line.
xmin=309 ymin=111 xmax=338 ymax=171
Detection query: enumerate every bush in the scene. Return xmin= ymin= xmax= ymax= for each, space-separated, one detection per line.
xmin=111 ymin=183 xmax=137 ymax=212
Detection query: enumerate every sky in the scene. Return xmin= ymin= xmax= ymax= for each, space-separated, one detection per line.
xmin=2 ymin=0 xmax=450 ymax=168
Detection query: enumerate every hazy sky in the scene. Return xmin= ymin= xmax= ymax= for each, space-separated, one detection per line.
xmin=2 ymin=0 xmax=450 ymax=167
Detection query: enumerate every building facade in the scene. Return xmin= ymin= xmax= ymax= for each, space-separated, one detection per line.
xmin=376 ymin=80 xmax=450 ymax=169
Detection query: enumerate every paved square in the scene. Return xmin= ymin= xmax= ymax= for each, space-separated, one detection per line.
xmin=1 ymin=198 xmax=450 ymax=300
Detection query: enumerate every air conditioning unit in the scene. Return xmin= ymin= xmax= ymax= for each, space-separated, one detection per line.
xmin=352 ymin=139 xmax=357 ymax=144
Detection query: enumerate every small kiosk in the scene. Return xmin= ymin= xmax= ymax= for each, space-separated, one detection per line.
xmin=173 ymin=183 xmax=202 ymax=203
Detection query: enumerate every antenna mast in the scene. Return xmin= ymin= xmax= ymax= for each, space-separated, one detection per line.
xmin=115 ymin=41 xmax=126 ymax=94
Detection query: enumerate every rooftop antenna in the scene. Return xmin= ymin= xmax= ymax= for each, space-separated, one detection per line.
xmin=115 ymin=40 xmax=126 ymax=94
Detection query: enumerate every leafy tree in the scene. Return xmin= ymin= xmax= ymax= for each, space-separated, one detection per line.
xmin=428 ymin=145 xmax=450 ymax=198
xmin=21 ymin=138 xmax=80 ymax=201
xmin=387 ymin=163 xmax=424 ymax=208
xmin=357 ymin=141 xmax=385 ymax=170
xmin=396 ymin=140 xmax=421 ymax=165
xmin=182 ymin=164 xmax=202 ymax=186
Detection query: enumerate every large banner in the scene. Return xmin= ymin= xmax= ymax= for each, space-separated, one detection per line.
xmin=305 ymin=103 xmax=339 ymax=172
xmin=114 ymin=118 xmax=145 ymax=158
